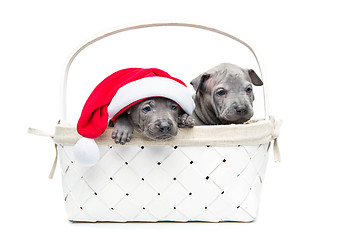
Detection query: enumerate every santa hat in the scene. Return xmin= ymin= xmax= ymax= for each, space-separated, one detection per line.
xmin=74 ymin=68 xmax=195 ymax=167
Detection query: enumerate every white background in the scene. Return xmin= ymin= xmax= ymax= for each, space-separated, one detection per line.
xmin=1 ymin=0 xmax=360 ymax=239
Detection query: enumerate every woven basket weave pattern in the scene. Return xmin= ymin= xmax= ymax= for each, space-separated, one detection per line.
xmin=59 ymin=143 xmax=269 ymax=222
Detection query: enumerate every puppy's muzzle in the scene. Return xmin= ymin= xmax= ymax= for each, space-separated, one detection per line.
xmin=235 ymin=104 xmax=249 ymax=116
xmin=155 ymin=120 xmax=173 ymax=134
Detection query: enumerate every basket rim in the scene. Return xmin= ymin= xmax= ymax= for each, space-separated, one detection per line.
xmin=54 ymin=116 xmax=279 ymax=146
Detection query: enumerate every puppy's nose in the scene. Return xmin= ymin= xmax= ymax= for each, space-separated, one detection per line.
xmin=156 ymin=121 xmax=172 ymax=133
xmin=235 ymin=105 xmax=248 ymax=116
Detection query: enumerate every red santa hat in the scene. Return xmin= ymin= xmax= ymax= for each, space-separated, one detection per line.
xmin=74 ymin=68 xmax=195 ymax=167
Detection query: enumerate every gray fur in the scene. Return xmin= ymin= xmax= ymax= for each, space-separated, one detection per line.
xmin=190 ymin=63 xmax=263 ymax=125
xmin=112 ymin=97 xmax=194 ymax=144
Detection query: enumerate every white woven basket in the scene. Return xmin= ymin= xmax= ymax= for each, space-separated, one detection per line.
xmin=51 ymin=23 xmax=281 ymax=223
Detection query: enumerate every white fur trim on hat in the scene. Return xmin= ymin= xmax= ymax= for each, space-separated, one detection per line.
xmin=108 ymin=76 xmax=195 ymax=119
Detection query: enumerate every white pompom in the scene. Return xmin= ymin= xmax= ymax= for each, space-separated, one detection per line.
xmin=74 ymin=138 xmax=100 ymax=167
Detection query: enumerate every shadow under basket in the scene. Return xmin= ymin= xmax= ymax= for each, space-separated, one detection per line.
xmin=54 ymin=117 xmax=280 ymax=222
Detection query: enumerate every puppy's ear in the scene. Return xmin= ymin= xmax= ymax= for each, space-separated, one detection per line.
xmin=248 ymin=69 xmax=263 ymax=86
xmin=190 ymin=73 xmax=211 ymax=92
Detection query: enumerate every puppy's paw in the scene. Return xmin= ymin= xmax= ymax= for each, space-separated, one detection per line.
xmin=178 ymin=114 xmax=195 ymax=128
xmin=111 ymin=128 xmax=133 ymax=145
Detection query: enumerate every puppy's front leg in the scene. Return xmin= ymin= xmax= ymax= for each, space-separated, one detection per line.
xmin=112 ymin=114 xmax=134 ymax=145
xmin=178 ymin=113 xmax=195 ymax=128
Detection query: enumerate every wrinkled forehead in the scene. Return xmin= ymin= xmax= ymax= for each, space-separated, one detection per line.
xmin=207 ymin=70 xmax=251 ymax=91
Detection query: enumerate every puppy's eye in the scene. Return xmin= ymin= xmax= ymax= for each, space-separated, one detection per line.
xmin=142 ymin=106 xmax=151 ymax=113
xmin=246 ymin=87 xmax=252 ymax=93
xmin=170 ymin=105 xmax=178 ymax=110
xmin=216 ymin=89 xmax=226 ymax=96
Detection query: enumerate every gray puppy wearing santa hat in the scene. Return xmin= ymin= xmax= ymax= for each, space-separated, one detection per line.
xmin=111 ymin=97 xmax=194 ymax=144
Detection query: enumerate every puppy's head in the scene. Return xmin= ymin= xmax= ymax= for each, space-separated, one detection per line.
xmin=128 ymin=97 xmax=180 ymax=140
xmin=191 ymin=63 xmax=263 ymax=124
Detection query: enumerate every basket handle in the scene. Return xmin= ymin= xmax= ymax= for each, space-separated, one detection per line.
xmin=60 ymin=23 xmax=269 ymax=123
